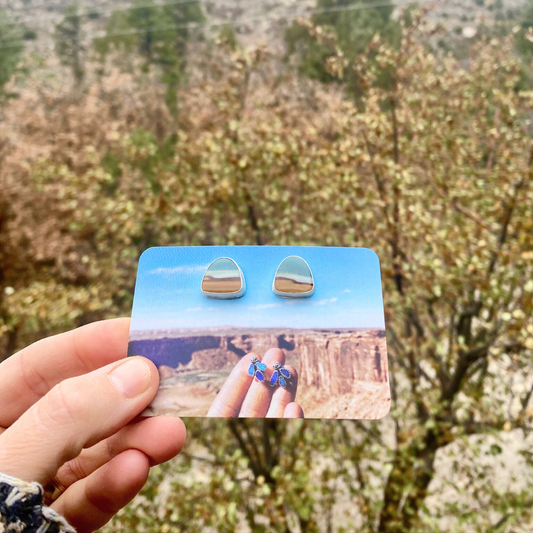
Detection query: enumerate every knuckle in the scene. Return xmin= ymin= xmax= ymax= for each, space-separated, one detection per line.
xmin=106 ymin=433 xmax=118 ymax=459
xmin=58 ymin=455 xmax=87 ymax=486
xmin=18 ymin=341 xmax=50 ymax=399
xmin=41 ymin=379 xmax=81 ymax=428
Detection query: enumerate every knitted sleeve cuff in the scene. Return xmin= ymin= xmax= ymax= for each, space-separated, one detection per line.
xmin=0 ymin=472 xmax=75 ymax=533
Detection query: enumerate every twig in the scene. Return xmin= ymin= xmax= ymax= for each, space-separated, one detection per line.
xmin=425 ymin=170 xmax=491 ymax=230
xmin=487 ymin=143 xmax=533 ymax=274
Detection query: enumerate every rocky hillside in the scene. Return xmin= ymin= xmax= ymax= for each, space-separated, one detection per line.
xmin=1 ymin=0 xmax=528 ymax=56
xmin=130 ymin=328 xmax=388 ymax=393
xmin=298 ymin=330 xmax=387 ymax=395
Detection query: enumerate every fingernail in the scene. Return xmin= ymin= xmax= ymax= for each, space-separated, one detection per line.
xmin=109 ymin=358 xmax=152 ymax=398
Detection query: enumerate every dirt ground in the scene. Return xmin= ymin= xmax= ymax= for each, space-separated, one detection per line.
xmin=144 ymin=373 xmax=390 ymax=419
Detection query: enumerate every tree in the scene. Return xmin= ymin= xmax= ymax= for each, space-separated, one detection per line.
xmin=54 ymin=4 xmax=86 ymax=87
xmin=285 ymin=0 xmax=400 ymax=98
xmin=103 ymin=17 xmax=531 ymax=532
xmin=0 ymin=10 xmax=25 ymax=103
xmin=1 ymin=9 xmax=533 ymax=533
xmin=95 ymin=0 xmax=204 ymax=112
xmin=516 ymin=0 xmax=533 ymax=59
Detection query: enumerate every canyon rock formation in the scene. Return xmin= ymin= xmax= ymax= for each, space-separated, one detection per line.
xmin=130 ymin=328 xmax=388 ymax=397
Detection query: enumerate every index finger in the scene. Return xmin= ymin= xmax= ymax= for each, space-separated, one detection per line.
xmin=0 ymin=318 xmax=131 ymax=427
xmin=207 ymin=353 xmax=257 ymax=417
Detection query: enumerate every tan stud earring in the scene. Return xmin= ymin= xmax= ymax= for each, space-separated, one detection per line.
xmin=201 ymin=257 xmax=246 ymax=299
xmin=272 ymin=256 xmax=315 ymax=298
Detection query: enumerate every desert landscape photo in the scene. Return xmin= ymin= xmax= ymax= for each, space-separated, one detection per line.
xmin=128 ymin=326 xmax=390 ymax=419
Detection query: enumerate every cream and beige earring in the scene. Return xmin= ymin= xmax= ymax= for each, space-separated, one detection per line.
xmin=272 ymin=256 xmax=315 ymax=298
xmin=201 ymin=257 xmax=246 ymax=299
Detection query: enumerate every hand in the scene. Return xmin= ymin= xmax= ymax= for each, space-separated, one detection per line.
xmin=207 ymin=348 xmax=304 ymax=418
xmin=0 ymin=318 xmax=186 ymax=533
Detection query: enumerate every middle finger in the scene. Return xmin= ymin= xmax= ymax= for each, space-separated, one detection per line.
xmin=239 ymin=348 xmax=285 ymax=417
xmin=55 ymin=416 xmax=186 ymax=489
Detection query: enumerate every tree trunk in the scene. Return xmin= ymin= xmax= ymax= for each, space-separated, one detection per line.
xmin=377 ymin=429 xmax=439 ymax=533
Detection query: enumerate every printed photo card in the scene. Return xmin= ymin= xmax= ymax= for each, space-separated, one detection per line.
xmin=129 ymin=246 xmax=390 ymax=419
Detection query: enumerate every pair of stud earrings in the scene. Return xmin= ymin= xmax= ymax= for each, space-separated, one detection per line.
xmin=201 ymin=256 xmax=315 ymax=300
xmin=249 ymin=357 xmax=292 ymax=388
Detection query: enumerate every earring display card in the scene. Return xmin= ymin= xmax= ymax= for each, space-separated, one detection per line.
xmin=129 ymin=246 xmax=390 ymax=419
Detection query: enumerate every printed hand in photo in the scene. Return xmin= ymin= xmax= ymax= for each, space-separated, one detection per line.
xmin=207 ymin=349 xmax=304 ymax=418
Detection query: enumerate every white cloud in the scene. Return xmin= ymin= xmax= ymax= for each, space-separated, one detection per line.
xmin=314 ymin=297 xmax=338 ymax=306
xmin=343 ymin=289 xmax=351 ymax=293
xmin=148 ymin=265 xmax=207 ymax=275
xmin=248 ymin=303 xmax=282 ymax=310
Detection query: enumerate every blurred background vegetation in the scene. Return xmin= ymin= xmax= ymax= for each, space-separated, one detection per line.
xmin=0 ymin=0 xmax=533 ymax=531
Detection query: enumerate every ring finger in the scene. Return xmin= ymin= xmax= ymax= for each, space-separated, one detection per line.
xmin=51 ymin=449 xmax=151 ymax=533
xmin=265 ymin=364 xmax=298 ymax=418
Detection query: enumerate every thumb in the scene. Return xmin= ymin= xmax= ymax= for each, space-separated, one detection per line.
xmin=0 ymin=357 xmax=158 ymax=485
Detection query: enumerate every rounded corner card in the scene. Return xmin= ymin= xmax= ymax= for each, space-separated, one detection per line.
xmin=128 ymin=246 xmax=390 ymax=419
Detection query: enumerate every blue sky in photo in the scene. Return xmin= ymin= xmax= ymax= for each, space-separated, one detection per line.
xmin=130 ymin=246 xmax=386 ymax=331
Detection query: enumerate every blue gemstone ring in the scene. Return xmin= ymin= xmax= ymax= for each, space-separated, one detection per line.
xmin=270 ymin=362 xmax=291 ymax=388
xmin=248 ymin=356 xmax=267 ymax=383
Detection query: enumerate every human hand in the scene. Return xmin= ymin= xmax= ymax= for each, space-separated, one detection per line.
xmin=207 ymin=348 xmax=304 ymax=418
xmin=0 ymin=318 xmax=186 ymax=533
